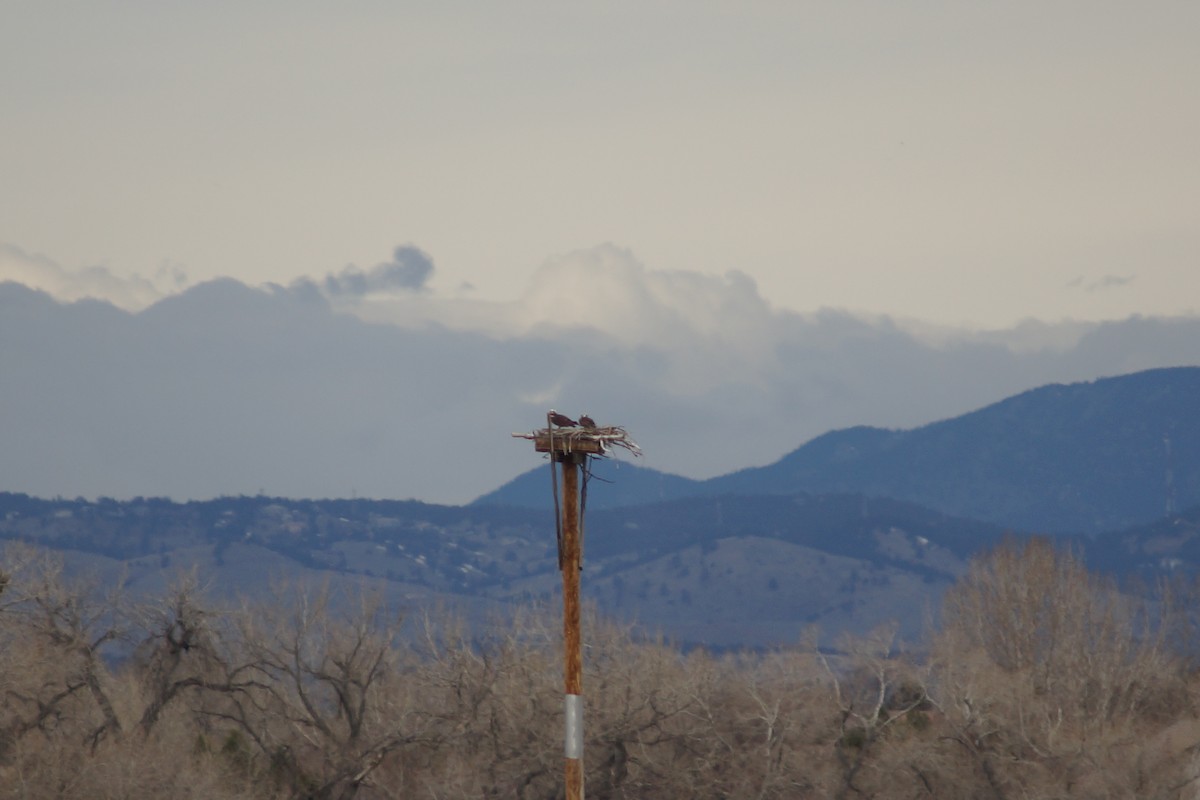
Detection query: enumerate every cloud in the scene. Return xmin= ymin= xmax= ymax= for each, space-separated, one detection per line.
xmin=1088 ymin=274 xmax=1135 ymax=292
xmin=321 ymin=244 xmax=434 ymax=297
xmin=1067 ymin=273 xmax=1136 ymax=292
xmin=518 ymin=245 xmax=770 ymax=344
xmin=0 ymin=243 xmax=185 ymax=311
xmin=2 ymin=244 xmax=1199 ymax=506
xmin=337 ymin=244 xmax=785 ymax=393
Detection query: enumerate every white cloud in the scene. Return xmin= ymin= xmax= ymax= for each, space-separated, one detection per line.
xmin=0 ymin=244 xmax=186 ymax=311
xmin=329 ymin=244 xmax=772 ymax=342
xmin=517 ymin=245 xmax=769 ymax=343
xmin=325 ymin=244 xmax=787 ymax=393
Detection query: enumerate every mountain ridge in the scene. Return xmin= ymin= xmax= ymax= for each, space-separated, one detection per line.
xmin=5 ymin=365 xmax=1200 ymax=648
xmin=477 ymin=367 xmax=1200 ymax=534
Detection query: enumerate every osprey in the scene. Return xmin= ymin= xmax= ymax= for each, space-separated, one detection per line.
xmin=579 ymin=414 xmax=597 ymax=429
xmin=548 ymin=410 xmax=578 ymax=428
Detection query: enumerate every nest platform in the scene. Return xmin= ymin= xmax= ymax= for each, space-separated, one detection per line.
xmin=512 ymin=425 xmax=642 ymax=458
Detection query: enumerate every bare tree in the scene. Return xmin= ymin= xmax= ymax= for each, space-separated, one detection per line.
xmin=9 ymin=536 xmax=1200 ymax=799
xmin=202 ymin=583 xmax=431 ymax=800
xmin=808 ymin=625 xmax=931 ymax=799
xmin=581 ymin=621 xmax=699 ymax=799
xmin=0 ymin=545 xmax=125 ymax=756
xmin=128 ymin=571 xmax=237 ymax=735
xmin=408 ymin=604 xmax=561 ymax=798
xmin=932 ymin=537 xmax=1191 ymax=798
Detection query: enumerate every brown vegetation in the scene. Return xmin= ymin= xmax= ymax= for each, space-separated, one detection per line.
xmin=2 ymin=538 xmax=1200 ymax=799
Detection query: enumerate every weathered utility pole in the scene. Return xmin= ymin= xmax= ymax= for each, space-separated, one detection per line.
xmin=558 ymin=449 xmax=585 ymax=800
xmin=514 ymin=413 xmax=640 ymax=800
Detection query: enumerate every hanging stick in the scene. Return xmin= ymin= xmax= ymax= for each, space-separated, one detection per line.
xmin=549 ymin=413 xmax=563 ymax=570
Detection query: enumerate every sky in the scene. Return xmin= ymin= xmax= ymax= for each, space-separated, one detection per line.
xmin=4 ymin=2 xmax=1198 ymax=326
xmin=2 ymin=3 xmax=1200 ymax=504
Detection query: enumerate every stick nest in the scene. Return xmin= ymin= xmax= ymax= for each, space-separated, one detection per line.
xmin=512 ymin=425 xmax=642 ymax=458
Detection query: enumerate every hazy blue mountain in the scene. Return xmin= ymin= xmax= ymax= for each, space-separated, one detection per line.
xmin=1087 ymin=503 xmax=1200 ymax=578
xmin=477 ymin=367 xmax=1200 ymax=535
xmin=471 ymin=459 xmax=703 ymax=511
xmin=6 ymin=365 xmax=1200 ymax=648
xmin=709 ymin=367 xmax=1200 ymax=533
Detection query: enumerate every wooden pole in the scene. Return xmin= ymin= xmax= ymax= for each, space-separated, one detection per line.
xmin=559 ymin=451 xmax=584 ymax=800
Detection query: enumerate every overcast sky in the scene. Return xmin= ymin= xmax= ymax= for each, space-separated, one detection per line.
xmin=3 ymin=3 xmax=1199 ymax=504
xmin=4 ymin=2 xmax=1198 ymax=327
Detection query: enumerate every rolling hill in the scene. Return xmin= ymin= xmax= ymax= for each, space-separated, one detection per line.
xmin=478 ymin=367 xmax=1200 ymax=534
xmin=0 ymin=490 xmax=1011 ymax=647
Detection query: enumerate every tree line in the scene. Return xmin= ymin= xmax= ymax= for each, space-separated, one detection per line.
xmin=1 ymin=538 xmax=1199 ymax=799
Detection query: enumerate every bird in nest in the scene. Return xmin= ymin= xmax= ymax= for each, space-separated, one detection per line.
xmin=548 ymin=410 xmax=578 ymax=428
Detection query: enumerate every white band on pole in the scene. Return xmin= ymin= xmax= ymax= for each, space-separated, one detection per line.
xmin=564 ymin=693 xmax=583 ymax=759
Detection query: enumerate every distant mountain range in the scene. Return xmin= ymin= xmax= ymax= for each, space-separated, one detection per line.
xmin=0 ymin=490 xmax=1011 ymax=646
xmin=4 ymin=366 xmax=1200 ymax=649
xmin=473 ymin=460 xmax=705 ymax=511
xmin=476 ymin=367 xmax=1200 ymax=534
xmin=4 ymin=486 xmax=1199 ymax=650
